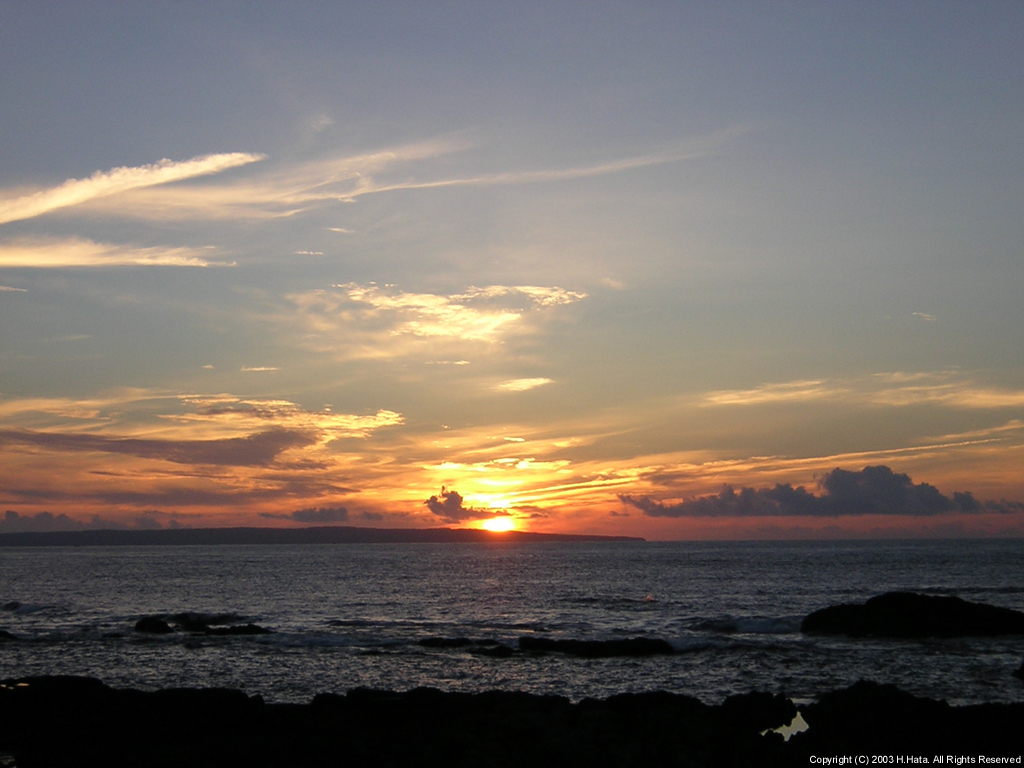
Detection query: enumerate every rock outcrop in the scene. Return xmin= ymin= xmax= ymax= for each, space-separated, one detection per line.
xmin=801 ymin=591 xmax=1024 ymax=638
xmin=134 ymin=616 xmax=174 ymax=634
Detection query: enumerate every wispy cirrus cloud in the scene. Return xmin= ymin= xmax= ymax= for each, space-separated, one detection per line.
xmin=701 ymin=371 xmax=1024 ymax=410
xmin=69 ymin=140 xmax=456 ymax=221
xmin=0 ymin=152 xmax=264 ymax=225
xmin=702 ymin=379 xmax=846 ymax=406
xmin=0 ymin=238 xmax=227 ymax=268
xmin=59 ymin=132 xmax=732 ymax=222
xmin=360 ymin=149 xmax=706 ymax=197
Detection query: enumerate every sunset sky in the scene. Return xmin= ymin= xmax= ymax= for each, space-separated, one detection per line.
xmin=2 ymin=2 xmax=1023 ymax=539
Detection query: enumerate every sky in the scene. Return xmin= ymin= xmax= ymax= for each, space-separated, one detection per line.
xmin=1 ymin=2 xmax=1023 ymax=539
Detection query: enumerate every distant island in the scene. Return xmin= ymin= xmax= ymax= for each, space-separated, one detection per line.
xmin=0 ymin=526 xmax=644 ymax=547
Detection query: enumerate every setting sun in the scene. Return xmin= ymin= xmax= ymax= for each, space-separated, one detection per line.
xmin=480 ymin=517 xmax=517 ymax=533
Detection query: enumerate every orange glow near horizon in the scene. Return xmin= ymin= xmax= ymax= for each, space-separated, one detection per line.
xmin=479 ymin=516 xmax=517 ymax=532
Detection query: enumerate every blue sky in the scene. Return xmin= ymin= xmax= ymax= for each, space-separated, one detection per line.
xmin=1 ymin=2 xmax=1023 ymax=538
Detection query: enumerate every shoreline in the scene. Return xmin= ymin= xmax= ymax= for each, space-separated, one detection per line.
xmin=2 ymin=676 xmax=1022 ymax=767
xmin=0 ymin=526 xmax=643 ymax=547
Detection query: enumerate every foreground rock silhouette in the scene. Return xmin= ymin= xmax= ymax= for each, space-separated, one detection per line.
xmin=2 ymin=676 xmax=1021 ymax=767
xmin=0 ymin=675 xmax=794 ymax=767
xmin=801 ymin=591 xmax=1024 ymax=637
xmin=788 ymin=680 xmax=1024 ymax=757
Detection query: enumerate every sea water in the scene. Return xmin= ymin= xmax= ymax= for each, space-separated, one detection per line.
xmin=1 ymin=539 xmax=1022 ymax=705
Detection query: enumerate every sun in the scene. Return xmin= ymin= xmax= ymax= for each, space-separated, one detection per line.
xmin=480 ymin=516 xmax=517 ymax=533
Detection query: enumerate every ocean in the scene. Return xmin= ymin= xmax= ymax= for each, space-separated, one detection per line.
xmin=2 ymin=539 xmax=1022 ymax=706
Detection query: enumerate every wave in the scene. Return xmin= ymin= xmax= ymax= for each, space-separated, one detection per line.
xmin=922 ymin=586 xmax=1024 ymax=596
xmin=1 ymin=601 xmax=49 ymax=615
xmin=693 ymin=616 xmax=803 ymax=635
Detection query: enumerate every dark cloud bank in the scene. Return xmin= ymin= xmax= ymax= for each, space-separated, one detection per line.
xmin=259 ymin=506 xmax=350 ymax=523
xmin=0 ymin=510 xmax=178 ymax=534
xmin=620 ymin=465 xmax=1024 ymax=518
xmin=0 ymin=428 xmax=313 ymax=467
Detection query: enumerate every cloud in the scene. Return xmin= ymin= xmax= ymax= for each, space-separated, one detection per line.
xmin=67 ymin=141 xmax=455 ymax=220
xmin=0 ymin=391 xmax=158 ymax=420
xmin=0 ymin=427 xmax=314 ymax=467
xmin=702 ymin=380 xmax=848 ymax=406
xmin=455 ymin=285 xmax=588 ymax=308
xmin=351 ymin=142 xmax=728 ymax=199
xmin=291 ymin=506 xmax=349 ymax=523
xmin=0 ymin=509 xmax=88 ymax=533
xmin=173 ymin=395 xmax=403 ymax=440
xmin=495 ymin=378 xmax=553 ymax=392
xmin=0 ymin=152 xmax=264 ymax=225
xmin=424 ymin=486 xmax=487 ymax=523
xmin=340 ymin=283 xmax=522 ymax=341
xmin=259 ymin=506 xmax=349 ymax=524
xmin=240 ymin=366 xmax=279 ymax=372
xmin=0 ymin=285 xmax=27 ymax=292
xmin=619 ymin=465 xmax=1017 ymax=518
xmin=701 ymin=372 xmax=1024 ymax=410
xmin=287 ymin=282 xmax=586 ymax=357
xmin=913 ymin=312 xmax=937 ymax=321
xmin=58 ymin=133 xmax=729 ymax=222
xmin=0 ymin=238 xmax=226 ymax=268
xmin=0 ymin=509 xmax=169 ymax=533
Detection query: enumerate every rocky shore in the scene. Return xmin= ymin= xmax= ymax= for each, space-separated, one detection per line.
xmin=1 ymin=676 xmax=1022 ymax=767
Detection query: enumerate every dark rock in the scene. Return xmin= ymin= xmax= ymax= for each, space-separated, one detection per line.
xmin=0 ymin=629 xmax=16 ymax=641
xmin=169 ymin=612 xmax=240 ymax=627
xmin=719 ymin=691 xmax=797 ymax=734
xmin=789 ymin=680 xmax=1024 ymax=756
xmin=1014 ymin=658 xmax=1024 ymax=680
xmin=4 ymin=674 xmax=1023 ymax=767
xmin=801 ymin=591 xmax=1024 ymax=638
xmin=418 ymin=636 xmax=473 ymax=648
xmin=0 ymin=675 xmax=798 ymax=767
xmin=133 ymin=616 xmax=173 ymax=634
xmin=2 ymin=601 xmax=20 ymax=611
xmin=518 ymin=636 xmax=674 ymax=657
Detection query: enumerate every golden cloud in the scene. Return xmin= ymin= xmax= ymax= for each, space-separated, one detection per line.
xmin=0 ymin=238 xmax=226 ymax=268
xmin=0 ymin=152 xmax=264 ymax=225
